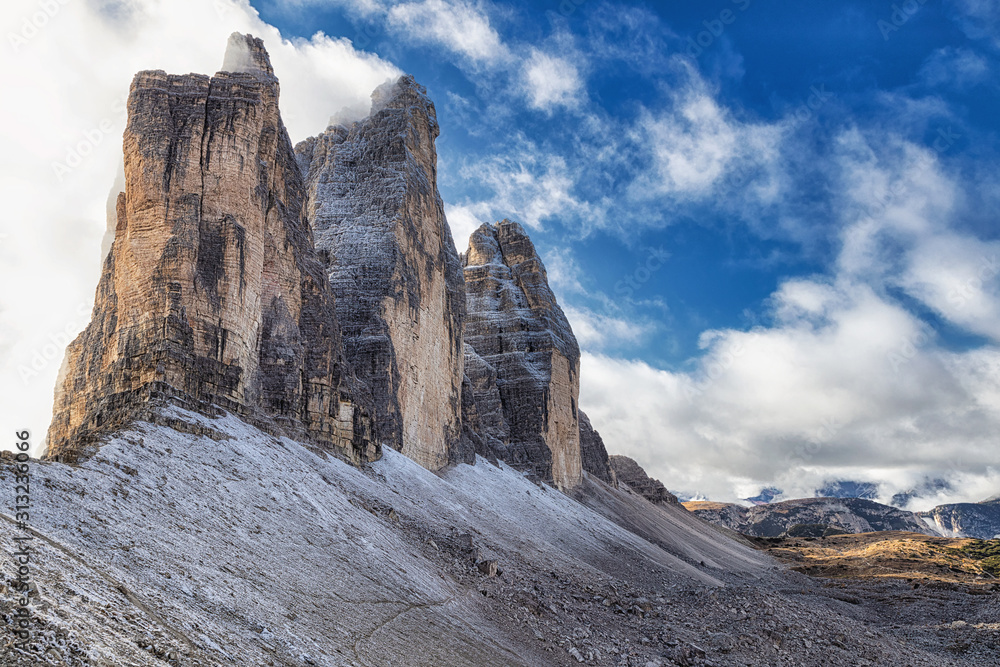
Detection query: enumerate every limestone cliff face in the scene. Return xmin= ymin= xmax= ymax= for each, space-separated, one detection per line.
xmin=296 ymin=76 xmax=467 ymax=471
xmin=579 ymin=411 xmax=617 ymax=487
xmin=46 ymin=34 xmax=376 ymax=463
xmin=463 ymin=221 xmax=582 ymax=490
xmin=610 ymin=456 xmax=678 ymax=505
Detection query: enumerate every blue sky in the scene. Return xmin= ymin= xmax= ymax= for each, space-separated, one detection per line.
xmin=239 ymin=0 xmax=1000 ymax=505
xmin=2 ymin=0 xmax=998 ymax=507
xmin=249 ymin=0 xmax=998 ymax=363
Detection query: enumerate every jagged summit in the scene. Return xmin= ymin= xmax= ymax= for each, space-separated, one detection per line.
xmin=220 ymin=32 xmax=275 ymax=78
xmin=44 ymin=32 xmax=613 ymax=490
xmin=45 ymin=34 xmax=376 ymax=463
xmin=463 ymin=219 xmax=583 ymax=490
xmin=465 ymin=220 xmax=578 ymax=361
xmin=296 ymin=73 xmax=467 ymax=471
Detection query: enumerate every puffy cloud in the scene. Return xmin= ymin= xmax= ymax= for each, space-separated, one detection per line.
xmin=0 ymin=0 xmax=399 ymax=454
xmin=579 ymin=125 xmax=1000 ymax=509
xmin=580 ymin=278 xmax=1000 ymax=509
xmin=522 ymin=49 xmax=584 ymax=111
xmin=269 ymin=0 xmax=510 ymax=67
xmin=387 ymin=0 xmax=509 ymax=66
xmin=630 ymin=62 xmax=787 ymax=201
xmin=564 ymin=305 xmax=656 ymax=350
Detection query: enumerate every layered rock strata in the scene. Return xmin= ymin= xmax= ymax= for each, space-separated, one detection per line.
xmin=579 ymin=411 xmax=617 ymax=487
xmin=462 ymin=221 xmax=582 ymax=490
xmin=297 ymin=76 xmax=468 ymax=470
xmin=46 ymin=34 xmax=376 ymax=463
xmin=610 ymin=456 xmax=678 ymax=505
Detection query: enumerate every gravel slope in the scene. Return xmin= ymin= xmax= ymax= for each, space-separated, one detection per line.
xmin=2 ymin=407 xmax=996 ymax=666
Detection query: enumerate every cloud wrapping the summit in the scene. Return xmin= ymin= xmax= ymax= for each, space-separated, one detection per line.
xmin=0 ymin=0 xmax=399 ymax=454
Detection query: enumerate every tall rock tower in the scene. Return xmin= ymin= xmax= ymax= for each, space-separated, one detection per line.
xmin=296 ymin=76 xmax=468 ymax=470
xmin=462 ymin=220 xmax=583 ymax=490
xmin=46 ymin=34 xmax=376 ymax=463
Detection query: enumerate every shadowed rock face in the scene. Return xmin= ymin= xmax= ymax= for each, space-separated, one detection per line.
xmin=610 ymin=456 xmax=678 ymax=505
xmin=462 ymin=220 xmax=582 ymax=490
xmin=297 ymin=76 xmax=468 ymax=471
xmin=579 ymin=411 xmax=616 ymax=487
xmin=45 ymin=34 xmax=376 ymax=464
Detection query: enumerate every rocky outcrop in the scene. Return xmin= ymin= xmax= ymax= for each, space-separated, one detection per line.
xmin=579 ymin=411 xmax=616 ymax=487
xmin=462 ymin=344 xmax=509 ymax=459
xmin=685 ymin=498 xmax=938 ymax=538
xmin=45 ymin=34 xmax=376 ymax=464
xmin=920 ymin=500 xmax=1000 ymax=539
xmin=296 ymin=76 xmax=467 ymax=471
xmin=462 ymin=221 xmax=582 ymax=490
xmin=610 ymin=456 xmax=677 ymax=505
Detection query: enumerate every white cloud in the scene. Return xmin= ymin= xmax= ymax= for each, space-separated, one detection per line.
xmin=0 ymin=0 xmax=399 ymax=454
xmin=564 ymin=305 xmax=655 ymax=350
xmin=831 ymin=128 xmax=1000 ymax=342
xmin=949 ymin=0 xmax=1000 ymax=46
xmin=580 ymin=278 xmax=1000 ymax=508
xmin=630 ymin=63 xmax=786 ymax=201
xmin=388 ymin=0 xmax=509 ymax=66
xmin=579 ymin=125 xmax=1000 ymax=508
xmin=522 ymin=49 xmax=583 ymax=111
xmin=455 ymin=144 xmax=604 ymax=230
xmin=444 ymin=203 xmax=487 ymax=251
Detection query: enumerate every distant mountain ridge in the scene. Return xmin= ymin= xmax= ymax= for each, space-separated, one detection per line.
xmin=684 ymin=497 xmax=937 ymax=538
xmin=920 ymin=501 xmax=1000 ymax=540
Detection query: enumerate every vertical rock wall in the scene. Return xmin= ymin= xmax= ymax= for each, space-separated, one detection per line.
xmin=46 ymin=34 xmax=376 ymax=463
xmin=462 ymin=220 xmax=582 ymax=490
xmin=297 ymin=76 xmax=468 ymax=470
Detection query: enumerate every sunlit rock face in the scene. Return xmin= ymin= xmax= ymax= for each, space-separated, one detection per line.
xmin=46 ymin=34 xmax=376 ymax=464
xmin=462 ymin=220 xmax=582 ymax=490
xmin=297 ymin=76 xmax=468 ymax=471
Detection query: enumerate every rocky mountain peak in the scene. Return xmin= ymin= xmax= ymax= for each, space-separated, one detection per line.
xmin=296 ymin=74 xmax=468 ymax=471
xmin=45 ymin=34 xmax=376 ymax=463
xmin=463 ymin=220 xmax=583 ymax=490
xmin=220 ymin=32 xmax=275 ymax=78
